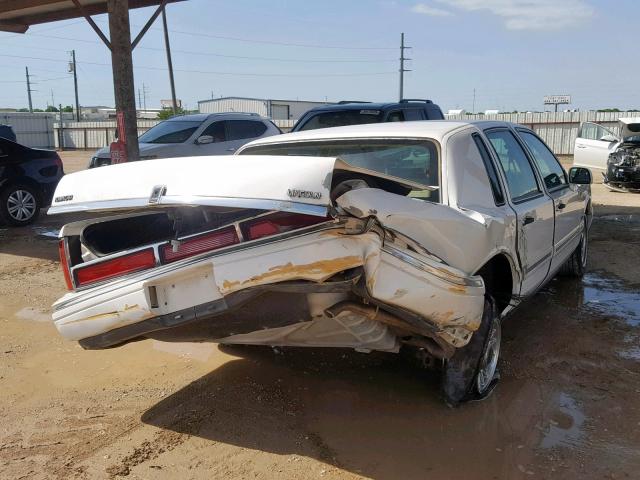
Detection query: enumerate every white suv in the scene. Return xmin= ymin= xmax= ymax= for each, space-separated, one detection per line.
xmin=89 ymin=112 xmax=280 ymax=168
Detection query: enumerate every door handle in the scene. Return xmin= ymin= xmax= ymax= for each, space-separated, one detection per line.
xmin=226 ymin=148 xmax=236 ymax=152
xmin=523 ymin=215 xmax=535 ymax=225
xmin=557 ymin=202 xmax=566 ymax=210
xmin=576 ymin=145 xmax=587 ymax=149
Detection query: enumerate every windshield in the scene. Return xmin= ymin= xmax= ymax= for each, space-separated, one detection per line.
xmin=296 ymin=110 xmax=383 ymax=131
xmin=241 ymin=139 xmax=439 ymax=201
xmin=623 ymin=123 xmax=640 ymax=143
xmin=138 ymin=120 xmax=202 ymax=144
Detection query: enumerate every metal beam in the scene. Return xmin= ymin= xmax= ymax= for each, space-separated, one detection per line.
xmin=0 ymin=0 xmax=184 ymax=32
xmin=70 ymin=0 xmax=112 ymax=50
xmin=131 ymin=0 xmax=168 ymax=50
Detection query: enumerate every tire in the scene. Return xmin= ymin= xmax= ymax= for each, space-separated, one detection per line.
xmin=442 ymin=296 xmax=501 ymax=406
xmin=0 ymin=184 xmax=41 ymax=226
xmin=559 ymin=218 xmax=588 ymax=277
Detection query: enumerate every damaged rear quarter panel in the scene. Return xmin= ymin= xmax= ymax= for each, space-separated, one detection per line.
xmin=336 ymin=188 xmax=514 ymax=276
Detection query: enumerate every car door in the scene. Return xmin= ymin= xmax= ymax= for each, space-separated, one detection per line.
xmin=518 ymin=129 xmax=584 ymax=273
xmin=484 ymin=128 xmax=555 ymax=296
xmin=574 ymin=122 xmax=618 ymax=171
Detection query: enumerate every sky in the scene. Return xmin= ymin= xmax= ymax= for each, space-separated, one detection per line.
xmin=0 ymin=0 xmax=638 ymax=113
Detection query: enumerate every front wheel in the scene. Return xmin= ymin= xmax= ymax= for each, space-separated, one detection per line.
xmin=442 ymin=296 xmax=501 ymax=406
xmin=0 ymin=184 xmax=41 ymax=226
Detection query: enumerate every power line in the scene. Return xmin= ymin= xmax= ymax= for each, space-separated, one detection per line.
xmin=0 ymin=53 xmax=396 ymax=77
xmin=22 ymin=33 xmax=397 ymax=63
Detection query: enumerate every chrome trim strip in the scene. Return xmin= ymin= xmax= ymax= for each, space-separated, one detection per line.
xmin=555 ymin=222 xmax=583 ymax=254
xmin=524 ymin=250 xmax=552 ymax=274
xmin=49 ymin=196 xmax=329 ymax=218
xmin=53 ymin=221 xmax=341 ymax=311
xmin=381 ymin=244 xmax=483 ymax=288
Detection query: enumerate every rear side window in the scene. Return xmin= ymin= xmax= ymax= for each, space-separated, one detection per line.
xmin=485 ymin=129 xmax=541 ymax=202
xmin=404 ymin=109 xmax=425 ymax=121
xmin=472 ymin=133 xmax=505 ymax=205
xmin=518 ymin=131 xmax=567 ymax=190
xmin=226 ymin=120 xmax=267 ymax=141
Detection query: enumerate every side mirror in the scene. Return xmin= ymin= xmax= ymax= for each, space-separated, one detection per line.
xmin=196 ymin=135 xmax=214 ymax=145
xmin=599 ymin=134 xmax=618 ymax=142
xmin=568 ymin=167 xmax=592 ymax=184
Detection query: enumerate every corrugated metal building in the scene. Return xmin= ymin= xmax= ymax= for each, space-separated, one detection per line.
xmin=0 ymin=112 xmax=56 ymax=148
xmin=198 ymin=96 xmax=331 ymax=121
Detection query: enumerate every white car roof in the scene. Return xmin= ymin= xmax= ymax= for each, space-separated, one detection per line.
xmin=244 ymin=120 xmax=478 ymax=147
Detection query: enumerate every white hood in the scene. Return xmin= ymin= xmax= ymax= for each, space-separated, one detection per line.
xmin=49 ymin=155 xmax=424 ymax=217
xmin=620 ymin=117 xmax=640 ymax=140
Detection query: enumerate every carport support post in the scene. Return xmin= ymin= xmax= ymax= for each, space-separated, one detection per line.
xmin=107 ymin=0 xmax=139 ymax=162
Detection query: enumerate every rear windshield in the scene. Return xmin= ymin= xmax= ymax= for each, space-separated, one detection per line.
xmin=296 ymin=110 xmax=383 ymax=131
xmin=139 ymin=120 xmax=202 ymax=144
xmin=241 ymin=139 xmax=439 ymax=201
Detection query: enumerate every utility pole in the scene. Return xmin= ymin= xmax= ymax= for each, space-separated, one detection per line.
xmin=138 ymin=88 xmax=142 ymax=109
xmin=399 ymin=33 xmax=411 ymax=101
xmin=162 ymin=6 xmax=178 ymax=114
xmin=142 ymin=82 xmax=147 ymax=111
xmin=107 ymin=0 xmax=139 ymax=162
xmin=25 ymin=67 xmax=33 ymax=113
xmin=71 ymin=50 xmax=80 ymax=121
xmin=472 ymin=88 xmax=476 ymax=114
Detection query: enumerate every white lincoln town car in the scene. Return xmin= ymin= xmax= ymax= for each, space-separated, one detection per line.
xmin=48 ymin=121 xmax=592 ymax=405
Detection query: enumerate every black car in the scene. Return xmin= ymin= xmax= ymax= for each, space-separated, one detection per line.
xmin=0 ymin=137 xmax=64 ymax=226
xmin=0 ymin=124 xmax=17 ymax=142
xmin=291 ymin=99 xmax=445 ymax=132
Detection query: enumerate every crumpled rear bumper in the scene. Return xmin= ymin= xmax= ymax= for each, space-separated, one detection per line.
xmin=53 ymin=229 xmax=485 ymax=350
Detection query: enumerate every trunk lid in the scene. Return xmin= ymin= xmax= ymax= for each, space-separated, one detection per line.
xmin=49 ymin=154 xmax=425 ymax=217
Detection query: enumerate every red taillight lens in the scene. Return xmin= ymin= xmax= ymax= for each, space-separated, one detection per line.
xmin=160 ymin=226 xmax=239 ymax=263
xmin=75 ymin=248 xmax=156 ymax=287
xmin=58 ymin=239 xmax=73 ymax=290
xmin=241 ymin=213 xmax=327 ymax=241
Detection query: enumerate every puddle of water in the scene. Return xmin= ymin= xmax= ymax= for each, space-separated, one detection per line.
xmin=540 ymin=393 xmax=585 ymax=449
xmin=598 ymin=214 xmax=640 ymax=224
xmin=31 ymin=226 xmax=60 ymax=239
xmin=152 ymin=341 xmax=216 ymax=362
xmin=581 ymin=273 xmax=640 ymax=326
xmin=15 ymin=306 xmax=51 ymax=322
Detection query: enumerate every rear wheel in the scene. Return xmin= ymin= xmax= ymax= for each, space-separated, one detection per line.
xmin=442 ymin=296 xmax=501 ymax=406
xmin=559 ymin=218 xmax=588 ymax=277
xmin=0 ymin=184 xmax=41 ymax=226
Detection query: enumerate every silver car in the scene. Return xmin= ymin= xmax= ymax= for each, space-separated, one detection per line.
xmin=89 ymin=112 xmax=281 ymax=168
xmin=50 ymin=120 xmax=592 ymax=405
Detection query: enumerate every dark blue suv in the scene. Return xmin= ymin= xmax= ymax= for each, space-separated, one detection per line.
xmin=292 ymin=99 xmax=444 ymax=132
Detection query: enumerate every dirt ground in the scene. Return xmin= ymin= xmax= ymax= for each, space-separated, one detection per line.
xmin=1 ymin=152 xmax=639 ymax=479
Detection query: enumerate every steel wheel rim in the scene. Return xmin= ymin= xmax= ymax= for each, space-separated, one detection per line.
xmin=476 ymin=319 xmax=501 ymax=393
xmin=7 ymin=189 xmax=36 ymax=221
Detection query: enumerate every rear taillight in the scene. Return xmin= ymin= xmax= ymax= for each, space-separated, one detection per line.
xmin=241 ymin=213 xmax=327 ymax=241
xmin=160 ymin=227 xmax=239 ymax=263
xmin=58 ymin=239 xmax=73 ymax=290
xmin=74 ymin=248 xmax=156 ymax=287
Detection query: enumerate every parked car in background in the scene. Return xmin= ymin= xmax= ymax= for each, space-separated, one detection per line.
xmin=49 ymin=120 xmax=592 ymax=405
xmin=573 ymin=118 xmax=640 ymax=192
xmin=88 ymin=113 xmax=281 ymax=168
xmin=291 ymin=99 xmax=444 ymax=132
xmin=0 ymin=137 xmax=64 ymax=226
xmin=0 ymin=124 xmax=17 ymax=142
